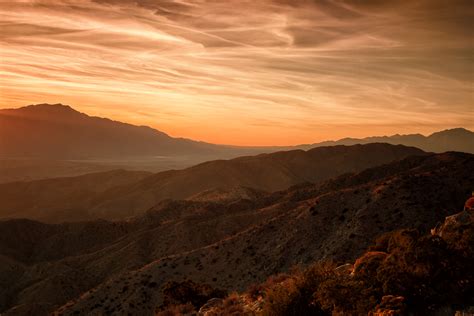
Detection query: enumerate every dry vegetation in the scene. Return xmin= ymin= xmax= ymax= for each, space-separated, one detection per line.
xmin=159 ymin=206 xmax=474 ymax=315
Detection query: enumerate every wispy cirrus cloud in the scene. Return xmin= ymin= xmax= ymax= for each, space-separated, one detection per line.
xmin=0 ymin=0 xmax=472 ymax=145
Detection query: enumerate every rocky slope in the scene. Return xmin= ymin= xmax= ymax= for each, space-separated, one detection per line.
xmin=188 ymin=203 xmax=474 ymax=315
xmin=0 ymin=151 xmax=471 ymax=315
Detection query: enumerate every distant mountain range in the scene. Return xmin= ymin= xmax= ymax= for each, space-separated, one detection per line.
xmin=304 ymin=127 xmax=474 ymax=154
xmin=1 ymin=104 xmax=473 ymax=161
xmin=0 ymin=143 xmax=424 ymax=223
xmin=1 ymin=151 xmax=472 ymax=315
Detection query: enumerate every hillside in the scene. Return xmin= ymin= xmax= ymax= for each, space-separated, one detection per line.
xmin=160 ymin=204 xmax=474 ymax=315
xmin=0 ymin=143 xmax=425 ymax=223
xmin=306 ymin=128 xmax=474 ymax=154
xmin=0 ymin=170 xmax=152 ymax=222
xmin=0 ymin=152 xmax=471 ymax=315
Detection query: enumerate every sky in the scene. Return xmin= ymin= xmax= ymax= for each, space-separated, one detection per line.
xmin=0 ymin=0 xmax=473 ymax=145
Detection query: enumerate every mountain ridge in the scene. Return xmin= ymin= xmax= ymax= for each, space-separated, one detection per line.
xmin=0 ymin=143 xmax=425 ymax=223
xmin=305 ymin=127 xmax=474 ymax=153
xmin=1 ymin=104 xmax=473 ymax=161
xmin=0 ymin=104 xmax=230 ymax=159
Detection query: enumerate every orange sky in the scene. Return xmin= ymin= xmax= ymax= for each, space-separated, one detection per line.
xmin=0 ymin=0 xmax=473 ymax=145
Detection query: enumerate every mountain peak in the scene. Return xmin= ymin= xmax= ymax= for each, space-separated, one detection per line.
xmin=430 ymin=127 xmax=472 ymax=136
xmin=0 ymin=103 xmax=90 ymax=123
xmin=23 ymin=103 xmax=84 ymax=115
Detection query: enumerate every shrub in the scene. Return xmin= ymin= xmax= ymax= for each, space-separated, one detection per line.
xmin=206 ymin=293 xmax=249 ymax=316
xmin=247 ymin=273 xmax=290 ymax=300
xmin=260 ymin=263 xmax=335 ymax=316
xmin=160 ymin=279 xmax=227 ymax=311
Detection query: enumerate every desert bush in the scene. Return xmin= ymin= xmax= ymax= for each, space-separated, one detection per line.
xmin=160 ymin=279 xmax=227 ymax=310
xmin=260 ymin=263 xmax=335 ymax=316
xmin=206 ymin=293 xmax=250 ymax=316
xmin=247 ymin=273 xmax=290 ymax=300
xmin=315 ymin=274 xmax=378 ymax=315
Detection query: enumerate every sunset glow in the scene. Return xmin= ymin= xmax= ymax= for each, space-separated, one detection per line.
xmin=1 ymin=0 xmax=473 ymax=145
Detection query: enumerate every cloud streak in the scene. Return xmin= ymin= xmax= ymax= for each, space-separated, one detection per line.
xmin=0 ymin=0 xmax=472 ymax=145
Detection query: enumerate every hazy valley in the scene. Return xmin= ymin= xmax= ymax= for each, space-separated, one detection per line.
xmin=0 ymin=140 xmax=424 ymax=223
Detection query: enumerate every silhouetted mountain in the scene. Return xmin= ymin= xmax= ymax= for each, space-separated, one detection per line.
xmin=0 ymin=152 xmax=471 ymax=315
xmin=304 ymin=128 xmax=474 ymax=153
xmin=0 ymin=103 xmax=234 ymax=159
xmin=0 ymin=143 xmax=424 ymax=223
xmin=2 ymin=104 xmax=472 ymax=162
